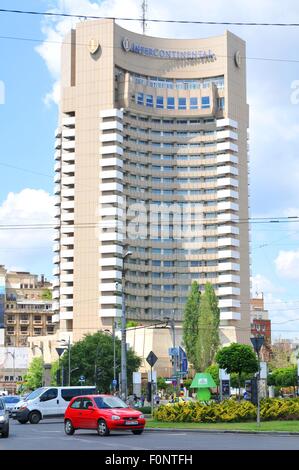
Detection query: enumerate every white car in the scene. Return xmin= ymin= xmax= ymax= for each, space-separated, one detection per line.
xmin=3 ymin=396 xmax=21 ymax=416
xmin=12 ymin=386 xmax=97 ymax=424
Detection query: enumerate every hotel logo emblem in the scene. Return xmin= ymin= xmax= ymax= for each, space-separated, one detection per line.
xmin=88 ymin=38 xmax=100 ymax=55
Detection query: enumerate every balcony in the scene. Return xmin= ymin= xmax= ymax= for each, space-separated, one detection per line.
xmin=7 ymin=331 xmax=15 ymax=336
xmin=6 ymin=320 xmax=16 ymax=325
xmin=20 ymin=331 xmax=29 ymax=336
xmin=62 ymin=116 xmax=75 ymax=126
xmin=100 ymin=145 xmax=123 ymax=156
xmin=33 ymin=320 xmax=43 ymax=325
xmin=20 ymin=320 xmax=29 ymax=325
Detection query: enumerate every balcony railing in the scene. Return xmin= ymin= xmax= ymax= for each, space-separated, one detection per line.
xmin=20 ymin=320 xmax=29 ymax=325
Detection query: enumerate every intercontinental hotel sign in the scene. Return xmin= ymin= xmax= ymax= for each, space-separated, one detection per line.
xmin=122 ymin=37 xmax=216 ymax=62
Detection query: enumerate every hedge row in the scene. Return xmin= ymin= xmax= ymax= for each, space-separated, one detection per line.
xmin=153 ymin=398 xmax=299 ymax=422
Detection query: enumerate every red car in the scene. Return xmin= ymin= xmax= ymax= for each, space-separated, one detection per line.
xmin=64 ymin=394 xmax=146 ymax=436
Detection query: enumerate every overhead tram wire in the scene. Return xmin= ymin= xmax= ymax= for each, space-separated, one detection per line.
xmin=1 ymin=33 xmax=299 ymax=66
xmin=2 ymin=8 xmax=299 ymax=27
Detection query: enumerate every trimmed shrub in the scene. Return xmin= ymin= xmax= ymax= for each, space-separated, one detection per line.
xmin=153 ymin=398 xmax=299 ymax=423
xmin=153 ymin=399 xmax=256 ymax=423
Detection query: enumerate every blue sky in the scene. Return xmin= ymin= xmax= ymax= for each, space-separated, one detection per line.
xmin=1 ymin=0 xmax=299 ymax=338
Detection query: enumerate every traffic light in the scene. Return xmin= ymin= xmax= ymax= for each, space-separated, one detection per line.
xmin=147 ymin=381 xmax=152 ymax=402
xmin=245 ymin=378 xmax=258 ymax=405
xmin=251 ymin=378 xmax=258 ymax=405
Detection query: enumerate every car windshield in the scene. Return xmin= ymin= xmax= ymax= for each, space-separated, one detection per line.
xmin=4 ymin=396 xmax=20 ymax=404
xmin=94 ymin=396 xmax=128 ymax=409
xmin=24 ymin=387 xmax=46 ymax=401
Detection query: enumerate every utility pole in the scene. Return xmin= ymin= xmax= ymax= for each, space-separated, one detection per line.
xmin=120 ymin=250 xmax=132 ymax=402
xmin=141 ymin=0 xmax=148 ymax=35
xmin=113 ymin=320 xmax=116 ymax=391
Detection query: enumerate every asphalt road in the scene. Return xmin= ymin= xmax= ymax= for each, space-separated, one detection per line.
xmin=1 ymin=420 xmax=299 ymax=450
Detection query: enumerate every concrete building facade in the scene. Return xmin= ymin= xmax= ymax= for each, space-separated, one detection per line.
xmin=53 ymin=20 xmax=250 ymax=346
xmin=0 ymin=266 xmax=55 ymax=348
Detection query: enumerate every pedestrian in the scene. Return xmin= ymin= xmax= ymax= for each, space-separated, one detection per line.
xmin=140 ymin=394 xmax=145 ymax=407
xmin=133 ymin=394 xmax=138 ymax=405
xmin=154 ymin=394 xmax=160 ymax=406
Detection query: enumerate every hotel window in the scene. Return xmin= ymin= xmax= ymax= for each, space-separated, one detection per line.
xmin=156 ymin=96 xmax=164 ymax=109
xmin=146 ymin=95 xmax=153 ymax=107
xmin=178 ymin=97 xmax=187 ymax=110
xmin=136 ymin=93 xmax=144 ymax=105
xmin=167 ymin=97 xmax=175 ymax=110
xmin=190 ymin=97 xmax=198 ymax=109
xmin=202 ymin=96 xmax=210 ymax=108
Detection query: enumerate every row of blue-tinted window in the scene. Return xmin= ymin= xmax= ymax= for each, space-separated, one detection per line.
xmin=136 ymin=94 xmax=210 ymax=110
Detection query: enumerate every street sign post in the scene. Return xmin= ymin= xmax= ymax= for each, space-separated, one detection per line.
xmin=146 ymin=351 xmax=158 ymax=417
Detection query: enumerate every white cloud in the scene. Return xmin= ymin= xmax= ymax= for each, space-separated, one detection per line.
xmin=251 ymin=274 xmax=277 ymax=297
xmin=0 ymin=189 xmax=54 ymax=274
xmin=275 ymin=250 xmax=299 ymax=280
xmin=44 ymin=80 xmax=61 ymax=106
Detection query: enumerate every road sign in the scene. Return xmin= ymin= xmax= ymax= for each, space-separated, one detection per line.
xmin=80 ymin=375 xmax=85 ymax=382
xmin=112 ymin=379 xmax=117 ymax=386
xmin=146 ymin=351 xmax=158 ymax=367
xmin=168 ymin=347 xmax=179 ymax=357
xmin=55 ymin=347 xmax=66 ymax=357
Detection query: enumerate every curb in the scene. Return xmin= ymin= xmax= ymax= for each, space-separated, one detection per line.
xmin=144 ymin=427 xmax=299 ymax=436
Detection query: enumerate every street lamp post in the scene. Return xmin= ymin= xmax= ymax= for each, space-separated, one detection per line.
xmin=120 ymin=250 xmax=132 ymax=402
xmin=250 ymin=336 xmax=265 ymax=426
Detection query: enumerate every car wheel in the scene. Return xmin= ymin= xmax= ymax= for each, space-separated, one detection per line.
xmin=17 ymin=419 xmax=28 ymax=424
xmin=64 ymin=419 xmax=75 ymax=436
xmin=29 ymin=411 xmax=41 ymax=424
xmin=1 ymin=426 xmax=9 ymax=438
xmin=97 ymin=419 xmax=110 ymax=436
xmin=132 ymin=429 xmax=143 ymax=435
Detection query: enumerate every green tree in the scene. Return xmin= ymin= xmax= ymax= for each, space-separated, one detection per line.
xmin=50 ymin=360 xmax=60 ymax=386
xmin=41 ymin=289 xmax=52 ymax=300
xmin=205 ymin=364 xmax=220 ymax=386
xmin=23 ymin=357 xmax=44 ymax=390
xmin=216 ymin=343 xmax=258 ymax=399
xmin=60 ymin=332 xmax=141 ymax=392
xmin=183 ymin=281 xmax=201 ymax=369
xmin=267 ymin=366 xmax=297 ymax=391
xmin=196 ymin=283 xmax=220 ymax=371
xmin=157 ymin=377 xmax=167 ymax=390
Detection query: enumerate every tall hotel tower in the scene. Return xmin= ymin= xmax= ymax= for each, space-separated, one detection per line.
xmin=53 ymin=20 xmax=250 ymax=345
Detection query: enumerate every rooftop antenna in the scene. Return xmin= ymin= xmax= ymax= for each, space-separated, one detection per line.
xmin=141 ymin=0 xmax=148 ymax=35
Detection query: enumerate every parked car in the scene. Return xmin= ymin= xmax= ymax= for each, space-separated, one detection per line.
xmin=0 ymin=398 xmax=9 ymax=438
xmin=3 ymin=396 xmax=21 ymax=416
xmin=11 ymin=386 xmax=97 ymax=424
xmin=64 ymin=394 xmax=146 ymax=436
